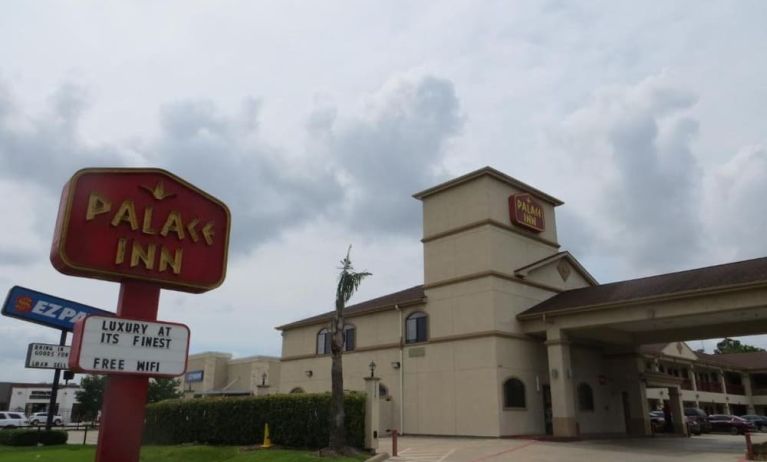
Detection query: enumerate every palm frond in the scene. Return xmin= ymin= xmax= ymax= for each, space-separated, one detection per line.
xmin=335 ymin=246 xmax=372 ymax=305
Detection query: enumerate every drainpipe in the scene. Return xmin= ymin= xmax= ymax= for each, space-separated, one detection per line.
xmin=395 ymin=304 xmax=404 ymax=433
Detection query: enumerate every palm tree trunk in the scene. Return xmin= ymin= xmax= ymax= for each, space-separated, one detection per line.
xmin=328 ymin=300 xmax=346 ymax=451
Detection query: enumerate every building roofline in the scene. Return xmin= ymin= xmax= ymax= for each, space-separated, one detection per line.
xmin=276 ymin=285 xmax=426 ymax=330
xmin=227 ymin=355 xmax=281 ymax=364
xmin=640 ymin=345 xmax=767 ymax=372
xmin=412 ymin=166 xmax=564 ymax=206
xmin=188 ymin=351 xmax=233 ymax=359
xmin=515 ymin=251 xmax=598 ymax=286
xmin=518 ymin=255 xmax=767 ymax=319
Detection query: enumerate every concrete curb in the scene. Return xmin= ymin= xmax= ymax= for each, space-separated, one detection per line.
xmin=365 ymin=452 xmax=390 ymax=462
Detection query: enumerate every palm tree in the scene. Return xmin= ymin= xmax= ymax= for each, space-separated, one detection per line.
xmin=328 ymin=246 xmax=371 ymax=452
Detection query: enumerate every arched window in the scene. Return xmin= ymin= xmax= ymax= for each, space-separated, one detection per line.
xmin=343 ymin=324 xmax=356 ymax=352
xmin=318 ymin=326 xmax=356 ymax=354
xmin=405 ymin=312 xmax=428 ymax=344
xmin=379 ymin=383 xmax=389 ymax=399
xmin=317 ymin=328 xmax=331 ymax=355
xmin=503 ymin=378 xmax=525 ymax=408
xmin=290 ymin=387 xmax=305 ymax=394
xmin=577 ymin=383 xmax=594 ymax=411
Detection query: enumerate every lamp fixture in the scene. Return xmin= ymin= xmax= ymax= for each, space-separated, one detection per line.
xmin=391 ymin=361 xmax=401 ymax=369
xmin=369 ymin=361 xmax=377 ymax=378
xmin=305 ymin=370 xmax=313 ymax=378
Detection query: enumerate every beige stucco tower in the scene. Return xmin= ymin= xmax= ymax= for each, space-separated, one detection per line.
xmin=413 ymin=167 xmax=597 ymax=436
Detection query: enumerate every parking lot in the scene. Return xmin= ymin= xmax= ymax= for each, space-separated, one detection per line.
xmin=60 ymin=430 xmax=765 ymax=461
xmin=379 ymin=433 xmax=767 ymax=462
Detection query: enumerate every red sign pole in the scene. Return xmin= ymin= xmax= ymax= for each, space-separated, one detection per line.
xmin=95 ymin=280 xmax=160 ymax=462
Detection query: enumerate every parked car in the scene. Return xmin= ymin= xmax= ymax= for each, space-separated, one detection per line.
xmin=684 ymin=407 xmax=712 ymax=433
xmin=29 ymin=412 xmax=63 ymax=426
xmin=685 ymin=416 xmax=702 ymax=435
xmin=649 ymin=410 xmax=665 ymax=432
xmin=741 ymin=415 xmax=767 ymax=432
xmin=707 ymin=414 xmax=755 ymax=434
xmin=0 ymin=412 xmax=29 ymax=429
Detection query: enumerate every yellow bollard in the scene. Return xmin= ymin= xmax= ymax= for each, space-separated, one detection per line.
xmin=262 ymin=423 xmax=272 ymax=449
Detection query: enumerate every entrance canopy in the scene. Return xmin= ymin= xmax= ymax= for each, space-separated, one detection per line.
xmin=518 ymin=256 xmax=767 ymax=346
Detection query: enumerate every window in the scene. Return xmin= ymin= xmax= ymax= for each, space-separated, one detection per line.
xmin=503 ymin=378 xmax=525 ymax=408
xmin=317 ymin=328 xmax=331 ymax=355
xmin=379 ymin=383 xmax=389 ymax=399
xmin=577 ymin=383 xmax=594 ymax=411
xmin=405 ymin=312 xmax=428 ymax=344
xmin=318 ymin=325 xmax=356 ymax=354
xmin=343 ymin=325 xmax=356 ymax=352
xmin=29 ymin=391 xmax=51 ymax=400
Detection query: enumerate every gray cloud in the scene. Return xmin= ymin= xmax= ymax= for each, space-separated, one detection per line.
xmin=0 ymin=249 xmax=39 ymax=266
xmin=316 ymin=75 xmax=463 ymax=236
xmin=147 ymin=98 xmax=344 ymax=253
xmin=0 ymin=75 xmax=463 ymax=257
xmin=554 ymin=75 xmax=704 ymax=277
xmin=0 ymin=82 xmax=129 ymax=189
xmin=702 ymin=145 xmax=767 ymax=261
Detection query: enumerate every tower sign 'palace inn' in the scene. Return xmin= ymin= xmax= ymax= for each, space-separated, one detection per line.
xmin=183 ymin=167 xmax=767 ymax=438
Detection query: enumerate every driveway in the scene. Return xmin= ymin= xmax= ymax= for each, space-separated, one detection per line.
xmin=379 ymin=433 xmax=765 ymax=462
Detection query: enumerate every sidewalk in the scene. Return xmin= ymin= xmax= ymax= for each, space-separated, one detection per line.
xmin=377 ymin=434 xmax=760 ymax=462
xmin=67 ymin=429 xmax=99 ymax=445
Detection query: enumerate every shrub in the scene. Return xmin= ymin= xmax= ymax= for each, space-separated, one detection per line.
xmin=143 ymin=392 xmax=366 ymax=448
xmin=38 ymin=430 xmax=69 ymax=445
xmin=0 ymin=429 xmax=68 ymax=446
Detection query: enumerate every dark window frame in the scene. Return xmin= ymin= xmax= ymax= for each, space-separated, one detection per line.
xmin=316 ymin=328 xmax=331 ymax=355
xmin=577 ymin=383 xmax=595 ymax=411
xmin=343 ymin=324 xmax=356 ymax=352
xmin=405 ymin=312 xmax=428 ymax=344
xmin=503 ymin=378 xmax=526 ymax=409
xmin=318 ymin=325 xmax=356 ymax=354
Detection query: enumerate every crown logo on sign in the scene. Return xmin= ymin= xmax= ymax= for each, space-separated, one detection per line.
xmin=141 ymin=181 xmax=176 ymax=201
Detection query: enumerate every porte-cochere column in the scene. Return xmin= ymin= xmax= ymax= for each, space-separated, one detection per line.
xmin=546 ymin=327 xmax=578 ymax=438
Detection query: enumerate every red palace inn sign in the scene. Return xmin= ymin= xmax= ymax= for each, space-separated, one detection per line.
xmin=509 ymin=193 xmax=545 ymax=233
xmin=50 ymin=168 xmax=230 ymax=462
xmin=51 ymin=168 xmax=230 ymax=293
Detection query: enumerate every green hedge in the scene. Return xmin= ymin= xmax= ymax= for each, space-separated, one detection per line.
xmin=38 ymin=430 xmax=69 ymax=445
xmin=0 ymin=429 xmax=68 ymax=446
xmin=143 ymin=392 xmax=365 ymax=448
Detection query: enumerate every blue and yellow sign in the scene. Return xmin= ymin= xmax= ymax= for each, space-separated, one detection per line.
xmin=2 ymin=286 xmax=112 ymax=332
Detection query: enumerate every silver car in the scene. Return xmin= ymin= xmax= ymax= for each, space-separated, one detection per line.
xmin=29 ymin=412 xmax=63 ymax=426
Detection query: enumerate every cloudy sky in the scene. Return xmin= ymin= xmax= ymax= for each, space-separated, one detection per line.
xmin=1 ymin=1 xmax=766 ymax=382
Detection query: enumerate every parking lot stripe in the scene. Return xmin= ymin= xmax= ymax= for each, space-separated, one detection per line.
xmin=467 ymin=440 xmax=538 ymax=462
